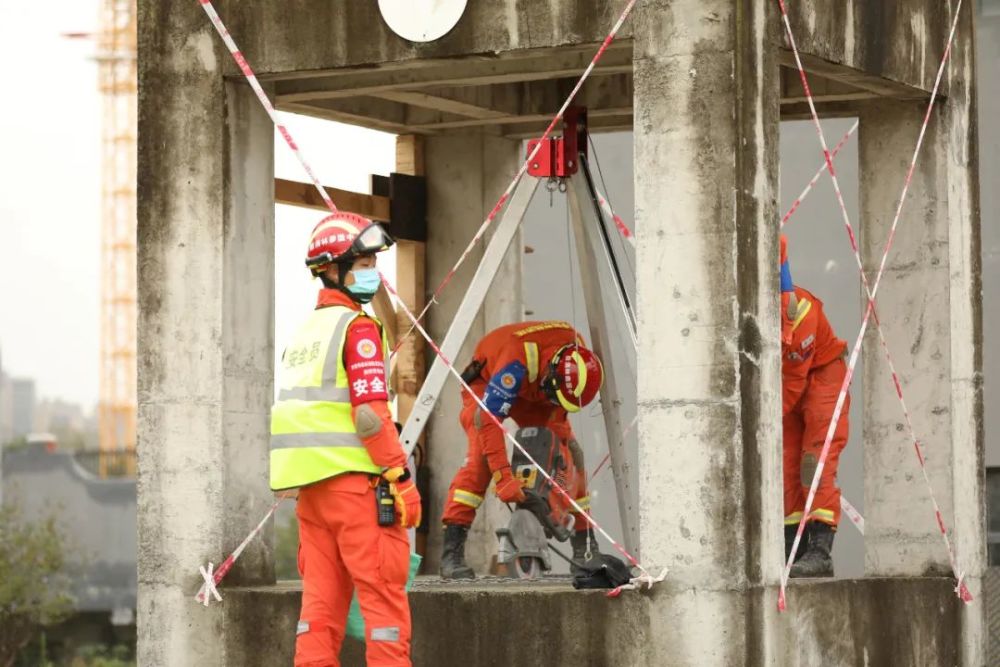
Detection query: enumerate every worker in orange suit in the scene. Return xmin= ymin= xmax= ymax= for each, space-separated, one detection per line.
xmin=781 ymin=234 xmax=849 ymax=578
xmin=270 ymin=212 xmax=421 ymax=667
xmin=439 ymin=321 xmax=604 ymax=579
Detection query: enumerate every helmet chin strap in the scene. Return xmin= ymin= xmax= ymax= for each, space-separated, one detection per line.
xmin=320 ymin=262 xmax=365 ymax=304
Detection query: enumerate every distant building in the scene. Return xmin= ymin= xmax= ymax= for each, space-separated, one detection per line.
xmin=10 ymin=378 xmax=35 ymax=438
xmin=0 ymin=376 xmax=11 ymax=445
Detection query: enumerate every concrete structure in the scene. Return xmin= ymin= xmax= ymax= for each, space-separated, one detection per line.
xmin=138 ymin=1 xmax=986 ymax=665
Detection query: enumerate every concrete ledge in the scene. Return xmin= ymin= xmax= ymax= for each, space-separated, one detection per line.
xmin=223 ymin=576 xmax=962 ymax=666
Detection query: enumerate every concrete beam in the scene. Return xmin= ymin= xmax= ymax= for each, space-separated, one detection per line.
xmin=779 ymin=66 xmax=878 ymax=104
xmin=223 ymin=2 xmax=634 ymax=76
xmin=273 ymin=43 xmax=633 ymax=103
xmin=281 ymin=99 xmax=432 ymax=136
xmin=780 ymin=0 xmax=953 ymax=96
xmin=372 ymin=90 xmax=508 ymax=120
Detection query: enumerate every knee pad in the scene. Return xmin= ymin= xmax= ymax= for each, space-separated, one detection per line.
xmin=801 ymin=452 xmax=818 ymax=487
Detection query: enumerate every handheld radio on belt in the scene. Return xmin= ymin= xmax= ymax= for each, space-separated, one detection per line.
xmin=376 ymin=479 xmax=396 ymax=526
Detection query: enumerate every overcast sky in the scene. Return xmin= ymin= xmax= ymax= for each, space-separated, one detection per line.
xmin=0 ymin=1 xmax=395 ymax=411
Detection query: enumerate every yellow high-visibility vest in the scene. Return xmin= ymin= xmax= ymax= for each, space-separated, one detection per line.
xmin=269 ymin=305 xmax=387 ymax=490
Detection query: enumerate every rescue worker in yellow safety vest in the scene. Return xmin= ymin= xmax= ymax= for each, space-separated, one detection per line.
xmin=270 ymin=212 xmax=420 ymax=667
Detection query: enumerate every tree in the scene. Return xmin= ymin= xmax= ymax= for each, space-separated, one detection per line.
xmin=0 ymin=502 xmax=74 ymax=667
xmin=274 ymin=514 xmax=301 ymax=581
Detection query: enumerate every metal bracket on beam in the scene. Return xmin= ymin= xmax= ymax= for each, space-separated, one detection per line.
xmin=371 ymin=172 xmax=427 ymax=242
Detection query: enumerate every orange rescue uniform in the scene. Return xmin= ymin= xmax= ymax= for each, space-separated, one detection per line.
xmin=295 ymin=289 xmax=411 ymax=667
xmin=442 ymin=321 xmax=591 ymax=529
xmin=782 ymin=286 xmax=849 ymax=528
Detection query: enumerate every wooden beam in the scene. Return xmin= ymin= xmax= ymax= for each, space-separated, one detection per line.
xmin=371 ymin=286 xmax=398 ymax=350
xmin=392 ymin=134 xmax=428 ymax=560
xmin=274 ymin=177 xmax=391 ymax=221
xmin=373 ymin=90 xmax=507 ymax=120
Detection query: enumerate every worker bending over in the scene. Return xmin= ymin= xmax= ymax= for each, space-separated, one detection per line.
xmin=270 ymin=213 xmax=420 ymax=667
xmin=781 ymin=235 xmax=849 ymax=578
xmin=440 ymin=320 xmax=604 ymax=579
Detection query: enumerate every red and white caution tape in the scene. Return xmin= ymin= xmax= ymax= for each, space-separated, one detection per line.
xmin=195 ymin=0 xmax=647 ymax=596
xmin=380 ymin=272 xmax=656 ymax=585
xmin=197 ymin=0 xmax=338 ymax=214
xmin=775 ymin=0 xmax=970 ymax=610
xmin=606 ymin=568 xmax=668 ymax=598
xmin=840 ymin=495 xmax=865 ymax=535
xmin=593 ymin=186 xmax=635 ymax=249
xmin=194 ymin=494 xmax=288 ymax=604
xmin=589 ymin=414 xmax=638 ymax=483
xmin=780 ymin=120 xmax=858 ymax=228
xmin=391 ymin=0 xmax=639 ymax=355
xmin=198 ymin=563 xmax=223 ymax=606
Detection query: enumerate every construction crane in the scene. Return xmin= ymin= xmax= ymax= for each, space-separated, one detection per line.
xmin=96 ymin=0 xmax=137 ymax=477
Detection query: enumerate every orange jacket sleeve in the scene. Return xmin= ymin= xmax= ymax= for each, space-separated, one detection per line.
xmin=782 ymin=304 xmax=818 ymax=415
xmin=344 ymin=316 xmax=406 ymax=469
xmin=476 ymin=342 xmax=527 ymax=472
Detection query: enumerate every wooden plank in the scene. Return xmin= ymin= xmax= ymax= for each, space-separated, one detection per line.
xmin=371 ymin=285 xmax=398 ymax=350
xmin=274 ymin=178 xmax=391 ymax=221
xmin=392 ymin=135 xmax=428 ymax=559
xmin=395 ymin=135 xmax=425 ymax=177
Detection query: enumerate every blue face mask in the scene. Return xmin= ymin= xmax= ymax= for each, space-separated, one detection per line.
xmin=347 ymin=268 xmax=381 ymax=303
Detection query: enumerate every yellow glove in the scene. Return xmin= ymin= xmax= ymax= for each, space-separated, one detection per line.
xmin=384 ymin=467 xmax=422 ymax=529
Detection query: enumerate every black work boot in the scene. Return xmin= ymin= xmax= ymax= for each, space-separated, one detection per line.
xmin=784 ymin=524 xmax=810 ymax=564
xmin=570 ymin=529 xmax=600 ymax=575
xmin=789 ymin=522 xmax=835 ymax=578
xmin=440 ymin=524 xmax=475 ymax=580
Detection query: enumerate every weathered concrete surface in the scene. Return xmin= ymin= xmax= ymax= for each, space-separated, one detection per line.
xmin=856 ymin=2 xmax=984 ymax=662
xmin=632 ymin=0 xmax=782 ymax=662
xmin=221 ymin=2 xmax=633 ymax=77
xmin=225 ymin=577 xmax=963 ymax=666
xmin=423 ymin=135 xmax=524 ymax=574
xmin=137 ymin=4 xmax=276 ymax=663
xmin=782 ymin=0 xmax=954 ymax=95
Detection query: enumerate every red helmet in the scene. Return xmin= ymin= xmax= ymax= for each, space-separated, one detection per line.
xmin=543 ymin=344 xmax=604 ymax=413
xmin=305 ymin=212 xmax=394 ymax=276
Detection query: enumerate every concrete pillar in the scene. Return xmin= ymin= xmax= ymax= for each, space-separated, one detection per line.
xmin=632 ymin=1 xmax=781 ymax=664
xmin=137 ymin=7 xmax=275 ymax=664
xmin=858 ymin=5 xmax=984 ymax=661
xmin=423 ymin=134 xmax=523 ymax=573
